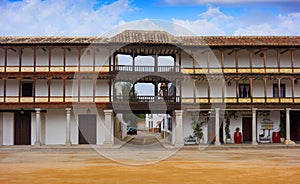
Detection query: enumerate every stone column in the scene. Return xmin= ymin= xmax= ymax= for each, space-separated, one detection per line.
xmin=215 ymin=108 xmax=221 ymax=145
xmin=286 ymin=108 xmax=291 ymax=140
xmin=35 ymin=108 xmax=41 ymax=146
xmin=104 ymin=109 xmax=114 ymax=146
xmin=252 ymin=108 xmax=258 ymax=145
xmin=174 ymin=110 xmax=184 ymax=147
xmin=65 ymin=108 xmax=72 ymax=146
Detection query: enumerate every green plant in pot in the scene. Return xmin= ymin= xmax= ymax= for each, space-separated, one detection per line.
xmin=191 ymin=112 xmax=204 ymax=144
xmin=280 ymin=111 xmax=286 ymax=143
xmin=225 ymin=116 xmax=231 ymax=143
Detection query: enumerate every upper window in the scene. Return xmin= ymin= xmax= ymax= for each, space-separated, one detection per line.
xmin=239 ymin=84 xmax=250 ymax=98
xmin=273 ymin=84 xmax=285 ymax=98
xmin=21 ymin=82 xmax=33 ymax=97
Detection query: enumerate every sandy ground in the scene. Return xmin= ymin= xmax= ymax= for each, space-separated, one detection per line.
xmin=0 ymin=147 xmax=300 ymax=184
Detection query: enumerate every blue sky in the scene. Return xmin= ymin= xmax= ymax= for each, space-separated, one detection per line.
xmin=0 ymin=0 xmax=300 ymax=36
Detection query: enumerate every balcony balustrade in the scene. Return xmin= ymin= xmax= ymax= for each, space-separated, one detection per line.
xmin=113 ymin=95 xmax=180 ymax=103
xmin=0 ymin=65 xmax=296 ymax=74
xmin=0 ymin=95 xmax=299 ymax=104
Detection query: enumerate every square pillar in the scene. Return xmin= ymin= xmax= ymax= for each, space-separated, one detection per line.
xmin=34 ymin=108 xmax=41 ymax=146
xmin=215 ymin=108 xmax=221 ymax=145
xmin=65 ymin=108 xmax=72 ymax=146
xmin=174 ymin=110 xmax=184 ymax=147
xmin=252 ymin=108 xmax=258 ymax=145
xmin=104 ymin=109 xmax=114 ymax=146
xmin=286 ymin=108 xmax=291 ymax=140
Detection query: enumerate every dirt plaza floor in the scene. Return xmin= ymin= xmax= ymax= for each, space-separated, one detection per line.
xmin=0 ymin=145 xmax=300 ymax=184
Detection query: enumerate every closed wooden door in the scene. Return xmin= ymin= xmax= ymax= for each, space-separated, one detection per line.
xmin=14 ymin=111 xmax=31 ymax=145
xmin=78 ymin=115 xmax=96 ymax=144
xmin=291 ymin=111 xmax=300 ymax=141
xmin=242 ymin=117 xmax=252 ymax=142
xmin=207 ymin=117 xmax=215 ymax=144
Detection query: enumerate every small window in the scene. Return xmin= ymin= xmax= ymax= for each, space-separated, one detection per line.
xmin=273 ymin=84 xmax=285 ymax=98
xmin=21 ymin=82 xmax=33 ymax=97
xmin=239 ymin=84 xmax=250 ymax=98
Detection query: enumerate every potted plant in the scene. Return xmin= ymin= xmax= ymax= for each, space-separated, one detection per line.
xmin=280 ymin=112 xmax=286 ymax=143
xmin=191 ymin=112 xmax=204 ymax=144
xmin=225 ymin=115 xmax=231 ymax=144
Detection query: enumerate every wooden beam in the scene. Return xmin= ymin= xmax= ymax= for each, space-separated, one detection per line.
xmin=47 ymin=77 xmax=52 ymax=103
xmin=277 ymin=49 xmax=281 ymax=73
xmin=78 ymin=77 xmax=81 ymax=102
xmin=235 ymin=78 xmax=239 ymax=100
xmin=291 ymin=77 xmax=295 ymax=103
xmin=33 ymin=48 xmax=36 ymax=72
xmin=4 ymin=49 xmax=7 ymax=73
xmin=93 ymin=47 xmax=96 ymax=72
xmin=63 ymin=48 xmax=66 ymax=72
xmin=278 ymin=78 xmax=281 ymax=98
xmin=263 ymin=77 xmax=267 ymax=101
xmin=291 ymin=49 xmax=295 ymax=73
xmin=221 ymin=49 xmax=225 ymax=73
xmin=263 ymin=49 xmax=267 ymax=73
xmin=78 ymin=48 xmax=81 ymax=72
xmin=249 ymin=49 xmax=253 ymax=73
xmin=62 ymin=76 xmax=67 ymax=103
xmin=19 ymin=49 xmax=22 ymax=72
xmin=249 ymin=77 xmax=253 ymax=102
xmin=48 ymin=49 xmax=52 ymax=72
xmin=3 ymin=77 xmax=7 ymax=103
xmin=92 ymin=76 xmax=97 ymax=102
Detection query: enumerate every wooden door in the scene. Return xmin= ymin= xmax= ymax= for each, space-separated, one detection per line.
xmin=78 ymin=115 xmax=96 ymax=144
xmin=207 ymin=117 xmax=215 ymax=144
xmin=14 ymin=111 xmax=31 ymax=145
xmin=242 ymin=117 xmax=252 ymax=142
xmin=291 ymin=111 xmax=300 ymax=141
xmin=219 ymin=120 xmax=224 ymax=144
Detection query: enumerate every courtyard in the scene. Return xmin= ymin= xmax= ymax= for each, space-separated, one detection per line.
xmin=0 ymin=144 xmax=299 ymax=184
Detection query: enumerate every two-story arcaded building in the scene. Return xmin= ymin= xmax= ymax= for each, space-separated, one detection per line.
xmin=0 ymin=30 xmax=299 ymax=147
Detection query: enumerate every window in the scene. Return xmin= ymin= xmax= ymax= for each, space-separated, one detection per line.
xmin=273 ymin=84 xmax=285 ymax=97
xmin=21 ymin=82 xmax=33 ymax=97
xmin=239 ymin=84 xmax=250 ymax=98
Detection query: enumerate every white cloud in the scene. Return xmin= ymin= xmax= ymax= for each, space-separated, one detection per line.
xmin=234 ymin=12 xmax=300 ymax=35
xmin=0 ymin=0 xmax=135 ymax=36
xmin=172 ymin=7 xmax=233 ymax=35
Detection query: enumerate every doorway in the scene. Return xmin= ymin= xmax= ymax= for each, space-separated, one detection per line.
xmin=14 ymin=110 xmax=31 ymax=145
xmin=207 ymin=117 xmax=223 ymax=144
xmin=78 ymin=115 xmax=97 ymax=144
xmin=290 ymin=111 xmax=300 ymax=141
xmin=242 ymin=117 xmax=252 ymax=142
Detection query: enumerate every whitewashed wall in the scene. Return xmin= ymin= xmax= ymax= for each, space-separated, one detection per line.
xmin=36 ymin=80 xmax=47 ymax=96
xmin=257 ymin=111 xmax=280 ymax=142
xmin=0 ymin=113 xmax=2 ymax=145
xmin=6 ymin=80 xmax=18 ymax=96
xmin=45 ymin=109 xmax=66 ymax=144
xmin=2 ymin=112 xmax=14 ymax=145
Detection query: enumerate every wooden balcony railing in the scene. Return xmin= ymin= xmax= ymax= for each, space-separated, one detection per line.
xmin=0 ymin=65 xmax=297 ymax=74
xmin=114 ymin=65 xmax=180 ymax=72
xmin=0 ymin=96 xmax=298 ymax=104
xmin=114 ymin=96 xmax=181 ymax=103
xmin=1 ymin=96 xmax=109 ymax=103
xmin=0 ymin=66 xmax=110 ymax=73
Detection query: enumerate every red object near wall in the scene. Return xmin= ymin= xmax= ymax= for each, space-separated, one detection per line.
xmin=234 ymin=128 xmax=242 ymax=143
xmin=272 ymin=132 xmax=280 ymax=143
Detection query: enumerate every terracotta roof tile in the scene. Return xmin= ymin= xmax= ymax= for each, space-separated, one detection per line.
xmin=0 ymin=30 xmax=300 ymax=46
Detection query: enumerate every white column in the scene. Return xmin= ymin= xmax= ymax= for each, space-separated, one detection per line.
xmin=35 ymin=108 xmax=41 ymax=146
xmin=215 ymin=108 xmax=221 ymax=145
xmin=286 ymin=108 xmax=291 ymax=140
xmin=65 ymin=108 xmax=72 ymax=146
xmin=174 ymin=110 xmax=184 ymax=147
xmin=104 ymin=109 xmax=114 ymax=146
xmin=252 ymin=108 xmax=258 ymax=145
